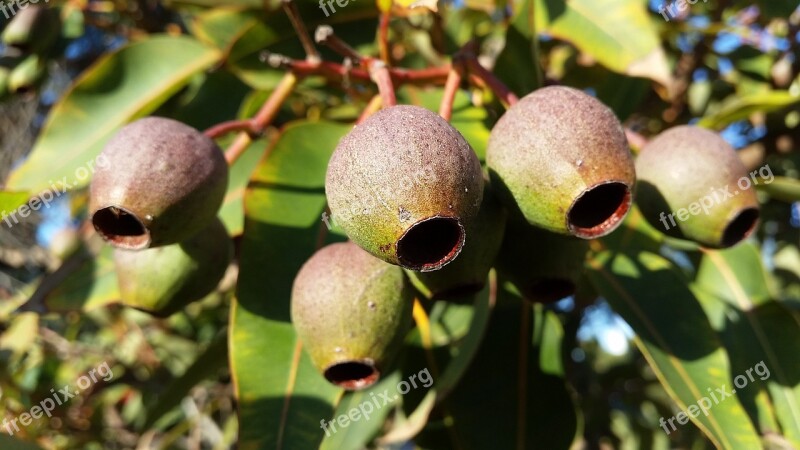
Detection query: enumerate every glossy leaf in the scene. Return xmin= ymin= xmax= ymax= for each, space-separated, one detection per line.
xmin=693 ymin=245 xmax=800 ymax=447
xmin=231 ymin=121 xmax=352 ymax=450
xmin=533 ymin=0 xmax=671 ymax=89
xmin=586 ymin=245 xmax=762 ymax=449
xmin=6 ymin=35 xmax=221 ymax=194
xmin=698 ymin=91 xmax=800 ymax=130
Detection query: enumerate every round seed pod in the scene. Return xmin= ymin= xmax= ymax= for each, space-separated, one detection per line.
xmin=487 ymin=86 xmax=635 ymax=239
xmin=90 ymin=117 xmax=229 ymax=250
xmin=325 ymin=105 xmax=484 ymax=272
xmin=496 ymin=214 xmax=589 ymax=304
xmin=406 ymin=184 xmax=507 ymax=299
xmin=291 ymin=241 xmax=414 ymax=390
xmin=113 ymin=218 xmax=233 ymax=317
xmin=636 ymin=125 xmax=760 ymax=248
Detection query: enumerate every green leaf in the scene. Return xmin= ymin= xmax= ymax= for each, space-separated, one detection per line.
xmin=381 ymin=282 xmax=494 ymax=444
xmin=698 ymin=91 xmax=800 ymax=130
xmin=692 ymin=245 xmax=800 ymax=447
xmin=586 ymin=246 xmax=763 ymax=449
xmin=533 ymin=0 xmax=671 ymax=88
xmin=416 ymin=286 xmax=579 ymax=449
xmin=231 ymin=120 xmax=352 ymax=450
xmin=6 ymin=35 xmax=221 ymax=194
xmin=219 ymin=137 xmax=267 ymax=236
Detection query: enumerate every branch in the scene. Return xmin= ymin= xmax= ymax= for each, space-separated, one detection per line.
xmin=204 ymin=120 xmax=259 ymax=140
xmin=281 ymin=0 xmax=319 ymax=62
xmin=223 ymin=72 xmax=298 ymax=164
xmin=369 ymin=60 xmax=397 ymax=107
xmin=315 ymin=25 xmax=363 ymax=63
xmin=464 ymin=56 xmax=518 ymax=107
xmin=263 ymin=52 xmax=450 ymax=88
xmin=439 ymin=65 xmax=463 ymax=121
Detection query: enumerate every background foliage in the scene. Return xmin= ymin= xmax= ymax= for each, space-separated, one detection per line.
xmin=1 ymin=0 xmax=799 ymax=448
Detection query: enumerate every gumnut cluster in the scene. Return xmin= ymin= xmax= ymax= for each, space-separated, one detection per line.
xmin=89 ymin=117 xmax=232 ymax=316
xmin=296 ymin=85 xmax=760 ymax=390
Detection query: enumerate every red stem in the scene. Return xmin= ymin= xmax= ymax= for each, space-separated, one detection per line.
xmin=204 ymin=120 xmax=258 ymax=140
xmin=465 ymin=57 xmax=519 ymax=107
xmin=369 ymin=61 xmax=397 ymax=107
xmin=439 ymin=66 xmax=462 ymax=121
xmin=223 ymin=72 xmax=298 ymax=164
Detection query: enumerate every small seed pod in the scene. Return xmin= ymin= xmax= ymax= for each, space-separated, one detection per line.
xmin=487 ymin=86 xmax=635 ymax=239
xmin=496 ymin=215 xmax=589 ymax=303
xmin=326 ymin=105 xmax=484 ymax=272
xmin=1 ymin=6 xmax=61 ymax=54
xmin=406 ymin=184 xmax=507 ymax=299
xmin=114 ymin=218 xmax=233 ymax=317
xmin=291 ymin=242 xmax=414 ymax=390
xmin=636 ymin=125 xmax=760 ymax=248
xmin=90 ymin=117 xmax=228 ymax=249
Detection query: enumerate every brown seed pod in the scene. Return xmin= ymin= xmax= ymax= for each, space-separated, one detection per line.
xmin=487 ymin=86 xmax=636 ymax=239
xmin=291 ymin=241 xmax=414 ymax=390
xmin=325 ymin=105 xmax=484 ymax=272
xmin=90 ymin=117 xmax=228 ymax=249
xmin=636 ymin=125 xmax=760 ymax=248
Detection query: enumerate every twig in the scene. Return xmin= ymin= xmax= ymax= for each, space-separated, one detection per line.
xmin=315 ymin=26 xmax=363 ymax=63
xmin=224 ymin=72 xmax=298 ymax=164
xmin=464 ymin=57 xmax=518 ymax=107
xmin=439 ymin=66 xmax=463 ymax=121
xmin=369 ymin=60 xmax=397 ymax=107
xmin=281 ymin=0 xmax=319 ymax=62
xmin=204 ymin=120 xmax=259 ymax=140
xmin=263 ymin=53 xmax=450 ymax=86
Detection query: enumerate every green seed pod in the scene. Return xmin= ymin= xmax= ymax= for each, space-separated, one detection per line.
xmin=487 ymin=86 xmax=635 ymax=239
xmin=326 ymin=105 xmax=484 ymax=272
xmin=114 ymin=218 xmax=232 ymax=317
xmin=406 ymin=184 xmax=507 ymax=299
xmin=636 ymin=125 xmax=760 ymax=248
xmin=8 ymin=54 xmax=45 ymax=93
xmin=496 ymin=215 xmax=589 ymax=303
xmin=90 ymin=117 xmax=229 ymax=250
xmin=1 ymin=6 xmax=61 ymax=54
xmin=291 ymin=241 xmax=414 ymax=390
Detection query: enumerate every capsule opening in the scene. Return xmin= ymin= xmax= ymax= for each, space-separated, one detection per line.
xmin=568 ymin=182 xmax=631 ymax=238
xmin=397 ymin=217 xmax=464 ymax=272
xmin=324 ymin=360 xmax=380 ymax=391
xmin=92 ymin=206 xmax=150 ymax=250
